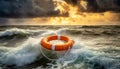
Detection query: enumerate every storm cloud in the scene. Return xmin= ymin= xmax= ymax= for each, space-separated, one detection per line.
xmin=0 ymin=0 xmax=57 ymax=17
xmin=0 ymin=0 xmax=120 ymax=17
xmin=66 ymin=0 xmax=120 ymax=12
xmin=0 ymin=0 xmax=120 ymax=25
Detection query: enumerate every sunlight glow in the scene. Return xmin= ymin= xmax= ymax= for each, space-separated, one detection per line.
xmin=32 ymin=0 xmax=120 ymax=25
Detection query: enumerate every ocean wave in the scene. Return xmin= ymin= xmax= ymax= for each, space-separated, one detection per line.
xmin=0 ymin=28 xmax=68 ymax=66
xmin=0 ymin=28 xmax=119 ymax=69
xmin=50 ymin=41 xmax=120 ymax=69
xmin=0 ymin=28 xmax=48 ymax=38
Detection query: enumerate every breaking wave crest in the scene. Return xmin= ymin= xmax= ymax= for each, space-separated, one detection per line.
xmin=0 ymin=28 xmax=68 ymax=66
xmin=0 ymin=28 xmax=48 ymax=38
xmin=60 ymin=48 xmax=120 ymax=69
xmin=0 ymin=37 xmax=41 ymax=66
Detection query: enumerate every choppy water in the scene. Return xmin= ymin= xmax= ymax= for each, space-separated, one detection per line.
xmin=0 ymin=26 xmax=120 ymax=69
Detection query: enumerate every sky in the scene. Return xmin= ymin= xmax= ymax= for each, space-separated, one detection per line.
xmin=0 ymin=0 xmax=120 ymax=25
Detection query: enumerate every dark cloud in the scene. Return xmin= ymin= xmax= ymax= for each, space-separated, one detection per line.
xmin=0 ymin=0 xmax=120 ymax=18
xmin=0 ymin=0 xmax=58 ymax=17
xmin=65 ymin=0 xmax=120 ymax=12
xmin=96 ymin=0 xmax=120 ymax=11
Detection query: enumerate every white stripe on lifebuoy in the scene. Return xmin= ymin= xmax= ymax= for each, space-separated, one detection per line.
xmin=58 ymin=34 xmax=61 ymax=40
xmin=52 ymin=44 xmax=56 ymax=51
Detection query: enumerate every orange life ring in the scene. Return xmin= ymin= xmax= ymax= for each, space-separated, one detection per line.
xmin=41 ymin=35 xmax=74 ymax=51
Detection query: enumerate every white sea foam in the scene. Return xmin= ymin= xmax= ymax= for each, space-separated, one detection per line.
xmin=53 ymin=41 xmax=120 ymax=69
xmin=0 ymin=37 xmax=41 ymax=66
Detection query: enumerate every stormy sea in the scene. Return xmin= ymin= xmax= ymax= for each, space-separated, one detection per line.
xmin=0 ymin=0 xmax=120 ymax=69
xmin=0 ymin=25 xmax=119 ymax=69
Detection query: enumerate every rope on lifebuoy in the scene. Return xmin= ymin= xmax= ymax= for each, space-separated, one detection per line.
xmin=40 ymin=42 xmax=56 ymax=61
xmin=40 ymin=35 xmax=74 ymax=61
xmin=40 ymin=42 xmax=73 ymax=61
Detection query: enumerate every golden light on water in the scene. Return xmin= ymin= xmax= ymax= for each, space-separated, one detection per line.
xmin=32 ymin=0 xmax=120 ymax=25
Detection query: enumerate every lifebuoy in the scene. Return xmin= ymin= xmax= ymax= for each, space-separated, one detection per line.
xmin=41 ymin=35 xmax=74 ymax=51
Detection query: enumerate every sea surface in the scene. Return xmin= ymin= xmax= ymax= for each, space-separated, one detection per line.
xmin=0 ymin=25 xmax=120 ymax=69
